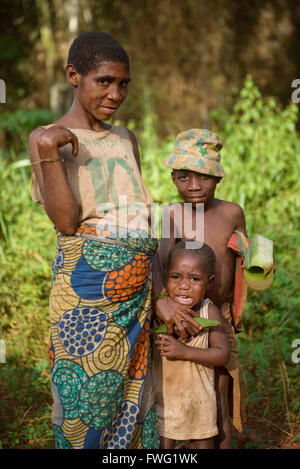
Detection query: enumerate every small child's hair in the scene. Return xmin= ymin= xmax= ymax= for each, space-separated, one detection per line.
xmin=67 ymin=31 xmax=129 ymax=75
xmin=167 ymin=240 xmax=216 ymax=276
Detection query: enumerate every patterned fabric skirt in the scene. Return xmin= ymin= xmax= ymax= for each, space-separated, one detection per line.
xmin=47 ymin=224 xmax=159 ymax=449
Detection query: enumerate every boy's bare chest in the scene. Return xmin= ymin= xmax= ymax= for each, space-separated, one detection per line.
xmin=173 ymin=205 xmax=236 ymax=304
xmin=177 ymin=208 xmax=234 ymax=252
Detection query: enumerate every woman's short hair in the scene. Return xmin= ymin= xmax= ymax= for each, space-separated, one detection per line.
xmin=67 ymin=31 xmax=129 ymax=75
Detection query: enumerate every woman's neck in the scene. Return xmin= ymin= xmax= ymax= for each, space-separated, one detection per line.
xmin=56 ymin=102 xmax=111 ymax=132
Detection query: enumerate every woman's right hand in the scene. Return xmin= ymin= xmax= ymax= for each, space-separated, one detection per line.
xmin=154 ymin=296 xmax=201 ymax=340
xmin=37 ymin=125 xmax=79 ymax=160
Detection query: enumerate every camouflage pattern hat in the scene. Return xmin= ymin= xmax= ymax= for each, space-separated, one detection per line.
xmin=163 ymin=129 xmax=225 ymax=178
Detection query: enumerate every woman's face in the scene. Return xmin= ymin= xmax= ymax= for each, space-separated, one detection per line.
xmin=73 ymin=61 xmax=131 ymax=122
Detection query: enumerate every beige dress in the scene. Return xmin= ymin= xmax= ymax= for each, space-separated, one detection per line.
xmin=153 ymin=298 xmax=218 ymax=441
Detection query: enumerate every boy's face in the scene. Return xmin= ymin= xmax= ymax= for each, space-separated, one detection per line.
xmin=67 ymin=61 xmax=131 ymax=122
xmin=167 ymin=252 xmax=214 ymax=308
xmin=171 ymin=170 xmax=220 ymax=205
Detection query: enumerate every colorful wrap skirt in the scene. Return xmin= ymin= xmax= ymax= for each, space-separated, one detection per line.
xmin=47 ymin=224 xmax=159 ymax=449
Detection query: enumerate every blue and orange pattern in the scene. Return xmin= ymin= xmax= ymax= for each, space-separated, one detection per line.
xmin=48 ymin=224 xmax=159 ymax=449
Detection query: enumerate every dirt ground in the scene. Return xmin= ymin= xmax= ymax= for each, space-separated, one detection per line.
xmin=232 ymin=417 xmax=300 ymax=449
xmin=174 ymin=416 xmax=300 ymax=450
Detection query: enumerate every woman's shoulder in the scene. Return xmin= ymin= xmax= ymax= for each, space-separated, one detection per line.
xmin=28 ymin=125 xmax=55 ymax=161
xmin=28 ymin=126 xmax=44 ymax=144
xmin=28 ymin=123 xmax=61 ymax=146
xmin=29 ymin=123 xmax=53 ymax=139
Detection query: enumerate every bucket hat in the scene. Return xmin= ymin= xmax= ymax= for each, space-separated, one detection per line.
xmin=163 ymin=128 xmax=225 ymax=177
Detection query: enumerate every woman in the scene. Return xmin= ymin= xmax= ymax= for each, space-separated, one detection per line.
xmin=29 ymin=31 xmax=197 ymax=449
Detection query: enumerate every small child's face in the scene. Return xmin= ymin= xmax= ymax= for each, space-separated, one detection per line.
xmin=171 ymin=170 xmax=220 ymax=205
xmin=166 ymin=252 xmax=213 ymax=308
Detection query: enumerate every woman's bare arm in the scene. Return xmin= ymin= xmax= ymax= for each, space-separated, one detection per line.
xmin=29 ymin=125 xmax=80 ymax=235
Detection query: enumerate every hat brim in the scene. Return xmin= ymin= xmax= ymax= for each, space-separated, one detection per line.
xmin=162 ymin=154 xmax=225 ymax=178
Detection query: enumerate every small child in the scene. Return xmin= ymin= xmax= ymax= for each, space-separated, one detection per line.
xmin=158 ymin=129 xmax=248 ymax=448
xmin=153 ymin=241 xmax=229 ymax=449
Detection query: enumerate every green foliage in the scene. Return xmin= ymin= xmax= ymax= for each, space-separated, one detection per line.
xmin=0 ymin=108 xmax=59 ymax=134
xmin=0 ymin=108 xmax=60 ymax=161
xmin=214 ymin=77 xmax=300 ymax=437
xmin=0 ymin=77 xmax=299 ymax=448
xmin=0 ymin=145 xmax=56 ymax=448
xmin=116 ymin=94 xmax=179 ymax=205
xmin=138 ymin=95 xmax=179 ymax=204
xmin=0 ymin=35 xmax=21 ymax=61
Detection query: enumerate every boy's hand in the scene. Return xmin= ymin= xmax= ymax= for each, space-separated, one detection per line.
xmin=156 ymin=334 xmax=189 ymax=360
xmin=154 ymin=296 xmax=201 ymax=340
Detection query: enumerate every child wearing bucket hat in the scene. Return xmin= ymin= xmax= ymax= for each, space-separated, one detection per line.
xmin=163 ymin=128 xmax=226 ymax=178
xmin=155 ymin=128 xmax=274 ymax=449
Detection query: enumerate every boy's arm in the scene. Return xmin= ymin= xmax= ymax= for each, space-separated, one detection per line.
xmin=155 ymin=304 xmax=230 ymax=367
xmin=227 ymin=203 xmax=249 ymax=332
xmin=152 ymin=205 xmax=200 ymax=339
xmin=151 ymin=252 xmax=166 ymax=298
xmin=152 ymin=204 xmax=176 ymax=297
xmin=231 ymin=202 xmax=247 ymax=237
xmin=157 ymin=205 xmax=177 ymax=285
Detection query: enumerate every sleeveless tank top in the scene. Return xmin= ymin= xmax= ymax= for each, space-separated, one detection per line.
xmin=31 ymin=125 xmax=154 ymax=234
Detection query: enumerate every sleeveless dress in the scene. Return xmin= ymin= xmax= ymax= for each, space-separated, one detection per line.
xmin=153 ymin=298 xmax=218 ymax=441
xmin=31 ymin=125 xmax=159 ymax=449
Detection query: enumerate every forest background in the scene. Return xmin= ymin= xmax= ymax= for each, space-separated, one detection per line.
xmin=0 ymin=0 xmax=299 ymax=449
